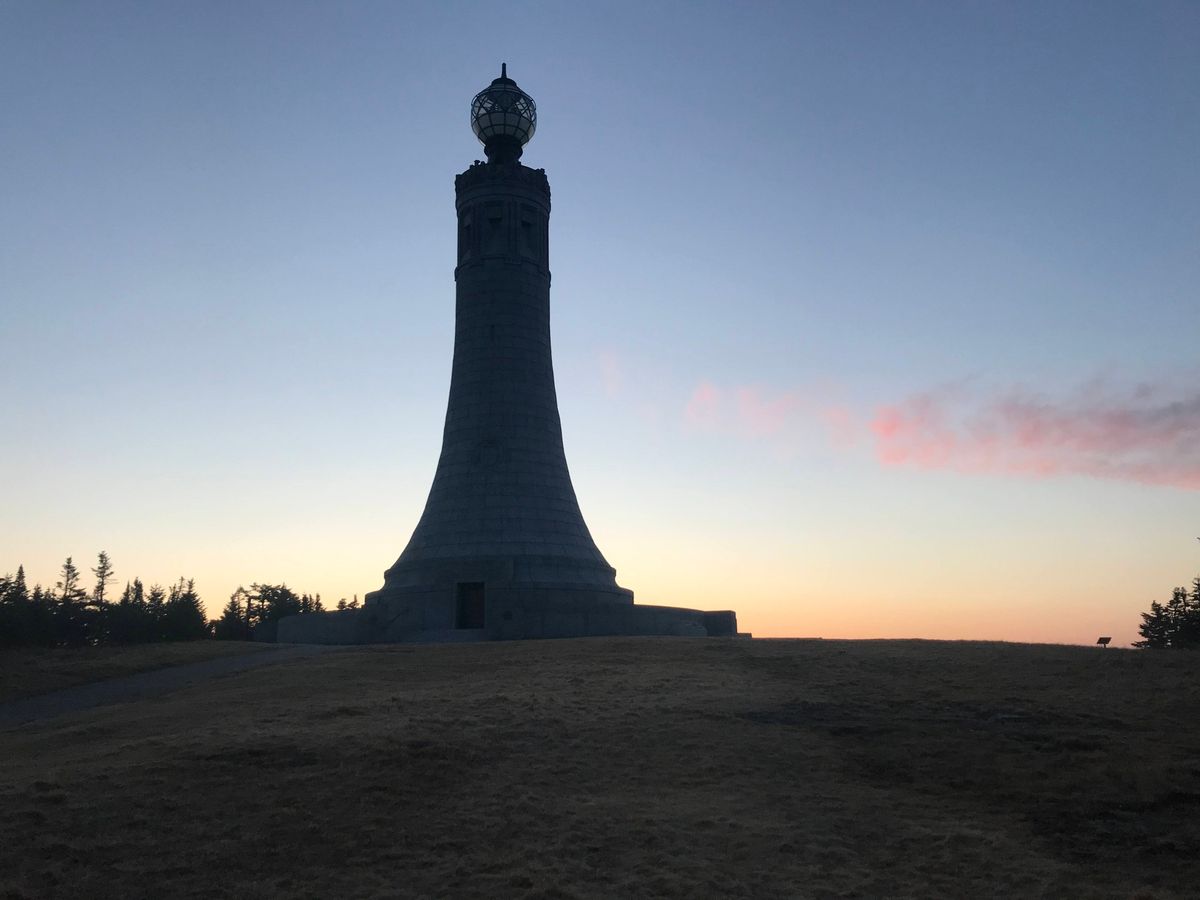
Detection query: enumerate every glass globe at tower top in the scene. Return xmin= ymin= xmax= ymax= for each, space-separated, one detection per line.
xmin=470 ymin=63 xmax=537 ymax=163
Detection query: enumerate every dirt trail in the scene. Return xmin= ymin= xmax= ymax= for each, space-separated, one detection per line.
xmin=0 ymin=644 xmax=345 ymax=729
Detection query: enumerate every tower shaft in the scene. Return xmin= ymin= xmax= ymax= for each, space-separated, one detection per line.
xmin=361 ymin=161 xmax=631 ymax=638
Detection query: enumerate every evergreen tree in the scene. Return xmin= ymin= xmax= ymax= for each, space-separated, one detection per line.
xmin=1135 ymin=598 xmax=1172 ymax=649
xmin=212 ymin=589 xmax=250 ymax=641
xmin=296 ymin=593 xmax=326 ymax=614
xmin=1135 ymin=578 xmax=1200 ymax=648
xmin=162 ymin=578 xmax=208 ymax=640
xmin=1178 ymin=577 xmax=1200 ymax=647
xmin=146 ymin=584 xmax=167 ymax=641
xmin=56 ymin=557 xmax=84 ymax=599
xmin=91 ymin=551 xmax=115 ymax=607
xmin=233 ymin=586 xmax=252 ymax=633
xmin=249 ymin=583 xmax=303 ymax=623
xmin=55 ymin=556 xmax=90 ymax=646
xmin=131 ymin=578 xmax=150 ymax=642
xmin=109 ymin=578 xmax=153 ymax=643
xmin=12 ymin=565 xmax=28 ymax=603
xmin=109 ymin=581 xmax=135 ymax=643
xmin=26 ymin=584 xmax=56 ymax=646
xmin=0 ymin=571 xmax=60 ymax=647
xmin=0 ymin=572 xmax=16 ymax=647
xmin=86 ymin=550 xmax=116 ymax=643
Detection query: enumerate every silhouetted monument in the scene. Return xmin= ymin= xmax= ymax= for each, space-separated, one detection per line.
xmin=279 ymin=67 xmax=738 ymax=643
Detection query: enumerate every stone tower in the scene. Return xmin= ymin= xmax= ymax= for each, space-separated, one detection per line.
xmin=363 ymin=65 xmax=635 ymax=636
xmin=277 ymin=67 xmax=737 ymax=643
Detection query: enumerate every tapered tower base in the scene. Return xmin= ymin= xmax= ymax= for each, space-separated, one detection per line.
xmin=277 ymin=593 xmax=738 ymax=644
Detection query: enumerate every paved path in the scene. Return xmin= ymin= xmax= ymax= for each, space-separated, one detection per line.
xmin=0 ymin=644 xmax=346 ymax=729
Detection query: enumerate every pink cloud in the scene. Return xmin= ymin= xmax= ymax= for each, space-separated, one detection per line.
xmin=734 ymin=386 xmax=805 ymax=438
xmin=684 ymin=381 xmax=722 ymax=430
xmin=821 ymin=405 xmax=860 ymax=449
xmin=686 ymin=374 xmax=1200 ymax=494
xmin=870 ymin=382 xmax=1200 ymax=490
xmin=683 ymin=380 xmax=859 ymax=450
xmin=681 ymin=373 xmax=1199 ymax=491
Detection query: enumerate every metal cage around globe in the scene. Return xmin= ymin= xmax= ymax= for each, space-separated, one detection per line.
xmin=470 ymin=70 xmax=537 ymax=153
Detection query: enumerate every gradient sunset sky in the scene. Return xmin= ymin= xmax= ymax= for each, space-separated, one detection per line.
xmin=3 ymin=1 xmax=1197 ymax=646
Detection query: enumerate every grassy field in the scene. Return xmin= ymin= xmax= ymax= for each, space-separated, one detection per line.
xmin=1 ymin=638 xmax=1198 ymax=898
xmin=0 ymin=641 xmax=268 ymax=703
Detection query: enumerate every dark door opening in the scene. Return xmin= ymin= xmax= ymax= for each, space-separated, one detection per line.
xmin=456 ymin=582 xmax=485 ymax=629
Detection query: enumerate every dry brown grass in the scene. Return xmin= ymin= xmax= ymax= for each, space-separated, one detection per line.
xmin=0 ymin=641 xmax=268 ymax=703
xmin=1 ymin=638 xmax=1198 ymax=898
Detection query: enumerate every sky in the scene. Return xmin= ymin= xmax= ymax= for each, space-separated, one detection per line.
xmin=2 ymin=1 xmax=1197 ymax=646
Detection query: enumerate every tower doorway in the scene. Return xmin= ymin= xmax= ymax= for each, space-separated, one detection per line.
xmin=456 ymin=582 xmax=485 ymax=629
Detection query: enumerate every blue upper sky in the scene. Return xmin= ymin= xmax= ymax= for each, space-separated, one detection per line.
xmin=2 ymin=2 xmax=1197 ymax=644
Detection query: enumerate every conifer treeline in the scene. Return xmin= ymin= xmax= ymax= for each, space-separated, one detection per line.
xmin=209 ymin=583 xmax=334 ymax=641
xmin=0 ymin=551 xmax=339 ymax=648
xmin=1134 ymin=576 xmax=1200 ymax=649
